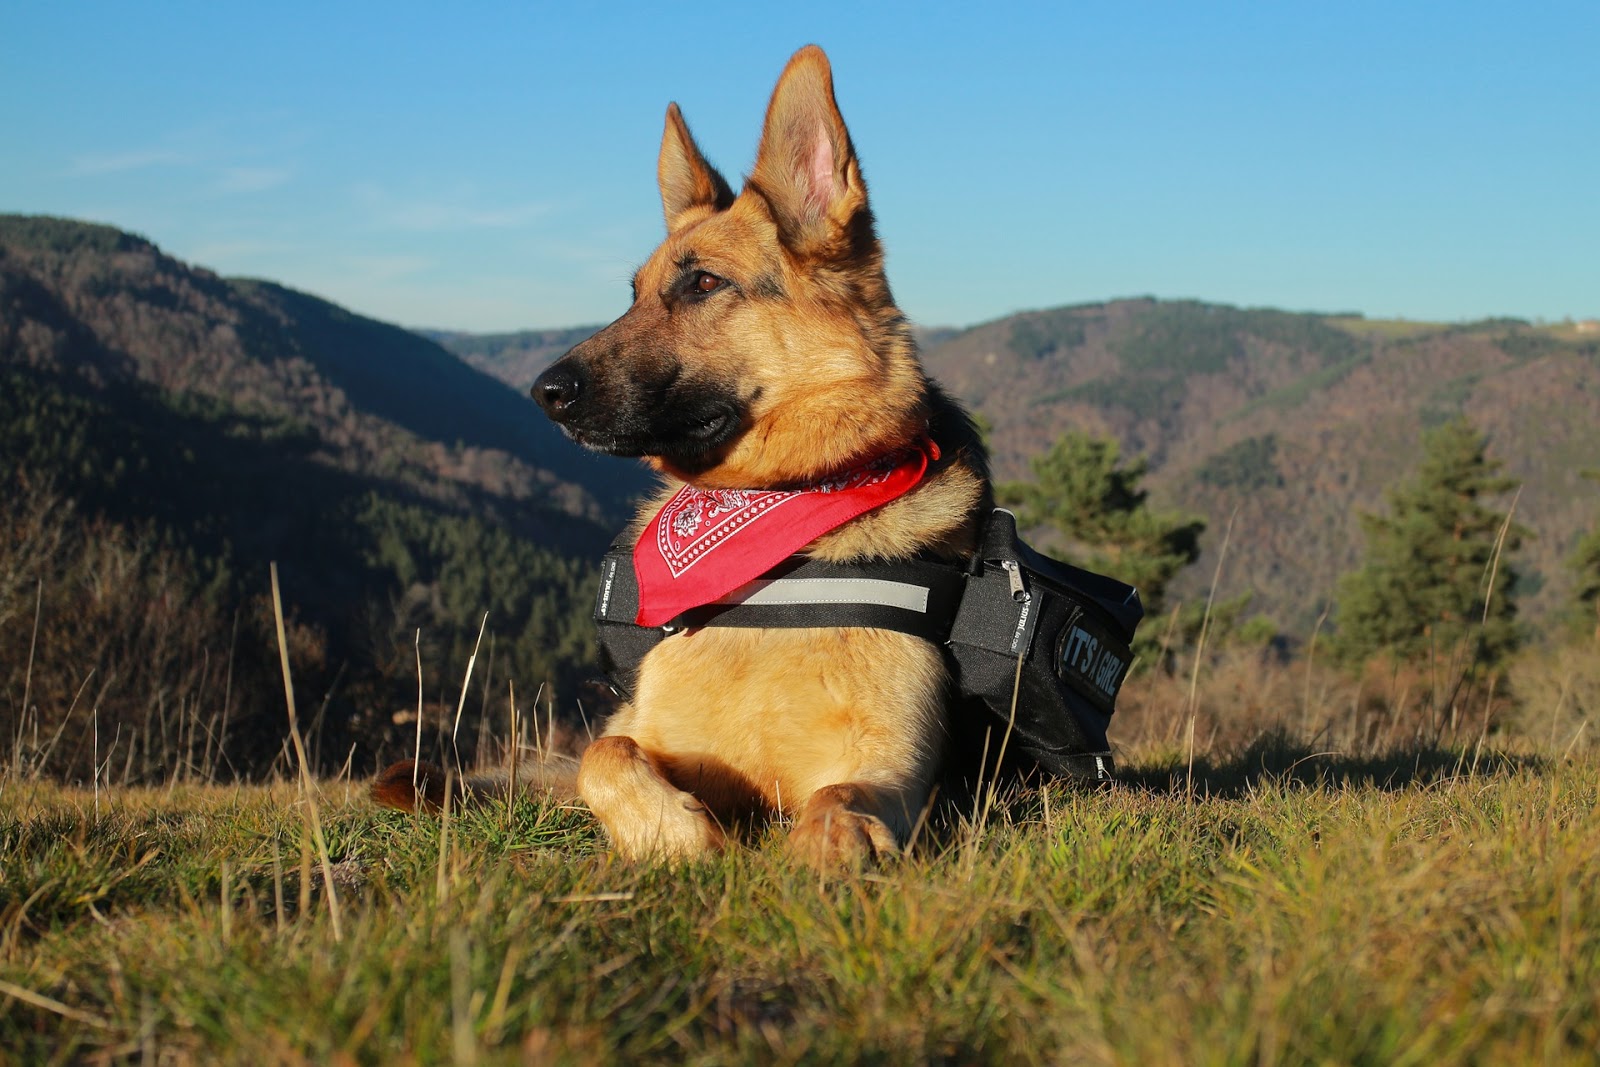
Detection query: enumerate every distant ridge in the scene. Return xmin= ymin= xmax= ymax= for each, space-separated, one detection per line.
xmin=919 ymin=298 xmax=1600 ymax=630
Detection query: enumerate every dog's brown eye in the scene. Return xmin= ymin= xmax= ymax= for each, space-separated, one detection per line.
xmin=693 ymin=271 xmax=723 ymax=294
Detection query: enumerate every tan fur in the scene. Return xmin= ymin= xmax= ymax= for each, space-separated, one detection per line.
xmin=373 ymin=46 xmax=991 ymax=870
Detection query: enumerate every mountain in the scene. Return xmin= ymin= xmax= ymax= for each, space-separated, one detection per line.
xmin=1 ymin=216 xmax=648 ymax=525
xmin=0 ymin=215 xmax=649 ymax=780
xmin=919 ymin=299 xmax=1600 ymax=632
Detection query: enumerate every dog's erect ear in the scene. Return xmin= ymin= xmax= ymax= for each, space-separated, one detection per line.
xmin=749 ymin=45 xmax=868 ymax=255
xmin=658 ymin=103 xmax=735 ymax=231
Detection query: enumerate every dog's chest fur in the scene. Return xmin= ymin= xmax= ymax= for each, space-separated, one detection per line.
xmin=611 ymin=624 xmax=946 ymax=825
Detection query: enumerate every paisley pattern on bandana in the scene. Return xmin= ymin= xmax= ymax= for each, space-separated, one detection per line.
xmin=652 ymin=457 xmax=902 ymax=580
xmin=632 ymin=443 xmax=937 ymax=627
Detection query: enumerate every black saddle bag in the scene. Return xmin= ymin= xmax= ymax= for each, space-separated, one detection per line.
xmin=945 ymin=509 xmax=1144 ymax=781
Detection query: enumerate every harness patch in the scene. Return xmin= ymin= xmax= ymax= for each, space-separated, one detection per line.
xmin=1056 ymin=617 xmax=1131 ymax=704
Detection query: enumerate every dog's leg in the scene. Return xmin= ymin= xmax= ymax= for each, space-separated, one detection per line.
xmin=786 ymin=782 xmax=916 ymax=871
xmin=577 ymin=735 xmax=726 ymax=860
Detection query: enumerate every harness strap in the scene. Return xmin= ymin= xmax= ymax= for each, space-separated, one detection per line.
xmin=592 ymin=544 xmax=969 ymax=699
xmin=673 ymin=555 xmax=968 ymax=642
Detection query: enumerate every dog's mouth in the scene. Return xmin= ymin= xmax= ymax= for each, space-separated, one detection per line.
xmin=684 ymin=406 xmax=735 ymax=443
xmin=557 ymin=425 xmax=623 ymax=453
xmin=560 ymin=398 xmax=744 ymax=464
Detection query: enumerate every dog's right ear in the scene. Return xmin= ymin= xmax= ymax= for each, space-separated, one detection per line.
xmin=658 ymin=103 xmax=734 ymax=231
xmin=748 ymin=46 xmax=868 ymax=259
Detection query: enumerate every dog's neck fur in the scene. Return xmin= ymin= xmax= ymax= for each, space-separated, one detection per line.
xmin=805 ymin=380 xmax=991 ymax=564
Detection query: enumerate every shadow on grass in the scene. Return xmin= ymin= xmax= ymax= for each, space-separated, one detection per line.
xmin=1114 ymin=729 xmax=1548 ymax=800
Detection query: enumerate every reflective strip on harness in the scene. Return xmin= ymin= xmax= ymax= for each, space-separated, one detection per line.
xmin=676 ymin=556 xmax=968 ymax=642
xmin=594 ymin=544 xmax=971 ymax=652
xmin=716 ymin=576 xmax=932 ymax=613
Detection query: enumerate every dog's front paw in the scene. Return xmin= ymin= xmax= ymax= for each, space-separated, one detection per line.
xmin=578 ymin=735 xmax=726 ymax=861
xmin=632 ymin=794 xmax=727 ymax=861
xmin=787 ymin=786 xmax=901 ymax=871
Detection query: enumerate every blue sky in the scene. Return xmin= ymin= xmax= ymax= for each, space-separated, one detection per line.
xmin=4 ymin=2 xmax=1596 ymax=332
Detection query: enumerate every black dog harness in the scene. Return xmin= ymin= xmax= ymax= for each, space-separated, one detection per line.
xmin=593 ymin=509 xmax=1144 ymax=781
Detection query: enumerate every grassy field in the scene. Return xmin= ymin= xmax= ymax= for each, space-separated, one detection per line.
xmin=3 ymin=737 xmax=1597 ymax=1065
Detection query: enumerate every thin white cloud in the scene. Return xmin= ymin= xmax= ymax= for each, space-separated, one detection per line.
xmin=186 ymin=239 xmax=298 ymax=266
xmin=68 ymin=148 xmax=193 ymax=176
xmin=352 ymin=182 xmax=552 ymax=232
xmin=343 ymin=254 xmax=432 ymax=280
xmin=216 ymin=166 xmax=293 ymax=193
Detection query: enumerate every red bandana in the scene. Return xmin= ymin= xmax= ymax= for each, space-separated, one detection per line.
xmin=632 ymin=442 xmax=938 ymax=627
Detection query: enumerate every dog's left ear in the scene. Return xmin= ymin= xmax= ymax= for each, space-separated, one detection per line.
xmin=659 ymin=103 xmax=735 ymax=231
xmin=750 ymin=45 xmax=869 ymax=257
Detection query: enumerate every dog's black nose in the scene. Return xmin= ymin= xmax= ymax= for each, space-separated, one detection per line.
xmin=532 ymin=363 xmax=583 ymax=416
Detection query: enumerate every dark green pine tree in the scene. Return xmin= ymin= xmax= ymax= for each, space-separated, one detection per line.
xmin=997 ymin=431 xmax=1204 ymax=622
xmin=1333 ymin=418 xmax=1524 ymax=672
xmin=1567 ymin=470 xmax=1600 ymax=645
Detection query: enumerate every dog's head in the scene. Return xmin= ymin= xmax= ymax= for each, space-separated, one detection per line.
xmin=531 ymin=46 xmax=929 ymax=489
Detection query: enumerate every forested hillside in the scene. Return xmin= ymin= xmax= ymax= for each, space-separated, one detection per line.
xmin=0 ymin=216 xmax=647 ymax=781
xmin=920 ymin=300 xmax=1600 ymax=632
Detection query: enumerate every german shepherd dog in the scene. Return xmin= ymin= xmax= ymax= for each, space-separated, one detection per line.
xmin=376 ymin=45 xmax=991 ymax=869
